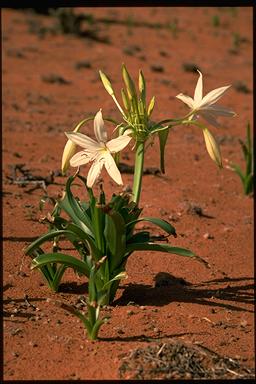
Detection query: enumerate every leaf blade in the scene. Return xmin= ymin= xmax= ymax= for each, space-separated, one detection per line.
xmin=31 ymin=252 xmax=90 ymax=276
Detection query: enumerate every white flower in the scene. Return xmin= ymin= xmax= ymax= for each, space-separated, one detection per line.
xmin=65 ymin=109 xmax=131 ymax=188
xmin=176 ymin=70 xmax=236 ymax=127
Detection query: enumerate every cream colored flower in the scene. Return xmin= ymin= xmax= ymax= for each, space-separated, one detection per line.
xmin=176 ymin=70 xmax=236 ymax=127
xmin=65 ymin=110 xmax=131 ymax=188
xmin=203 ymin=128 xmax=222 ymax=168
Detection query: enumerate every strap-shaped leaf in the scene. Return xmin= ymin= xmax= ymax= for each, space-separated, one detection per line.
xmin=244 ymin=173 xmax=253 ymax=195
xmin=24 ymin=230 xmax=74 ymax=255
xmin=62 ymin=222 xmax=99 ymax=259
xmin=24 ymin=228 xmax=96 ymax=257
xmin=52 ymin=264 xmax=67 ymax=291
xmin=127 ymin=231 xmax=150 ymax=244
xmin=126 ymin=217 xmax=176 ymax=237
xmin=31 ymin=252 xmax=90 ymax=276
xmin=104 ymin=210 xmax=126 ymax=272
xmin=125 ymin=242 xmax=209 ymax=267
xmin=58 ymin=176 xmax=93 ymax=236
xmin=230 ymin=164 xmax=245 ymax=184
xmin=158 ymin=128 xmax=169 ymax=173
xmin=30 ymin=247 xmax=56 ymax=286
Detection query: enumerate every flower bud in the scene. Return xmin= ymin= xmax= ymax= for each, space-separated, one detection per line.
xmin=147 ymin=96 xmax=155 ymax=117
xmin=122 ymin=63 xmax=137 ymax=100
xmin=203 ymin=128 xmax=223 ymax=168
xmin=61 ymin=122 xmax=82 ymax=174
xmin=121 ymin=88 xmax=130 ymax=111
xmin=138 ymin=70 xmax=146 ymax=102
xmin=99 ymin=70 xmax=114 ymax=96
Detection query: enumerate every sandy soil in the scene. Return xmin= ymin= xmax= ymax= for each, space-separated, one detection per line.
xmin=2 ymin=6 xmax=254 ymax=380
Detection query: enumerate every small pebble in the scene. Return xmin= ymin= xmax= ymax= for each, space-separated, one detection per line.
xmin=29 ymin=341 xmax=38 ymax=347
xmin=203 ymin=232 xmax=214 ymax=239
xmin=17 ymin=271 xmax=28 ymax=277
xmin=223 ymin=227 xmax=232 ymax=233
xmin=240 ymin=320 xmax=248 ymax=328
xmin=127 ymin=310 xmax=135 ymax=316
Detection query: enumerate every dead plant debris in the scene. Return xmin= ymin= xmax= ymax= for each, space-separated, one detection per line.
xmin=119 ymin=340 xmax=255 ymax=380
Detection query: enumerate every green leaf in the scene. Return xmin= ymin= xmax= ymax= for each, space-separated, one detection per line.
xmin=90 ymin=317 xmax=109 ymax=340
xmin=31 ymin=252 xmax=90 ymax=276
xmin=24 ymin=227 xmax=97 ymax=259
xmin=64 ymin=222 xmax=99 ymax=259
xmin=24 ymin=230 xmax=74 ymax=255
xmin=28 ymin=247 xmax=56 ymax=286
xmin=238 ymin=138 xmax=249 ymax=161
xmin=126 ymin=217 xmax=176 ymax=237
xmin=104 ymin=209 xmax=126 ymax=272
xmin=127 ymin=231 xmax=150 ymax=244
xmin=244 ymin=173 xmax=253 ymax=195
xmin=52 ymin=264 xmax=67 ymax=291
xmin=158 ymin=128 xmax=169 ymax=173
xmin=58 ymin=176 xmax=93 ymax=236
xmin=230 ymin=163 xmax=245 ymax=184
xmin=125 ymin=242 xmax=209 ymax=267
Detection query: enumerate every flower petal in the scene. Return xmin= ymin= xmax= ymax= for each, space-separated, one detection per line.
xmin=65 ymin=132 xmax=101 ymax=151
xmin=200 ymin=85 xmax=231 ymax=108
xmin=69 ymin=150 xmax=95 ymax=167
xmin=87 ymin=158 xmax=104 ymax=188
xmin=123 ymin=128 xmax=133 ymax=136
xmin=176 ymin=93 xmax=195 ymax=109
xmin=194 ymin=70 xmax=203 ymax=105
xmin=106 ymin=135 xmax=131 ymax=153
xmin=104 ymin=152 xmax=123 ymax=185
xmin=204 ymin=105 xmax=236 ymax=117
xmin=94 ymin=109 xmax=108 ymax=143
xmin=200 ymin=111 xmax=222 ymax=128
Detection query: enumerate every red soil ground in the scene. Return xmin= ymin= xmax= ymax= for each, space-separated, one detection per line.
xmin=2 ymin=6 xmax=254 ymax=380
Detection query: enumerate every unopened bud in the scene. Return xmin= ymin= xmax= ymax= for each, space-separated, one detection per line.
xmin=138 ymin=70 xmax=146 ymax=102
xmin=99 ymin=70 xmax=114 ymax=96
xmin=61 ymin=139 xmax=77 ymax=175
xmin=138 ymin=98 xmax=144 ymax=115
xmin=121 ymin=88 xmax=130 ymax=111
xmin=203 ymin=128 xmax=223 ymax=168
xmin=61 ymin=121 xmax=84 ymax=174
xmin=122 ymin=63 xmax=137 ymax=100
xmin=147 ymin=96 xmax=155 ymax=117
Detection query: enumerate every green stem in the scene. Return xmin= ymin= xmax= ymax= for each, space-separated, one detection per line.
xmin=132 ymin=141 xmax=145 ymax=204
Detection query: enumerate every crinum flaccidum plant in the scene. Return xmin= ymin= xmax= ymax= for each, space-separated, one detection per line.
xmin=27 ymin=65 xmax=236 ymax=341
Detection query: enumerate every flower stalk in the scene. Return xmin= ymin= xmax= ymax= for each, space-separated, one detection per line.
xmin=132 ymin=141 xmax=145 ymax=204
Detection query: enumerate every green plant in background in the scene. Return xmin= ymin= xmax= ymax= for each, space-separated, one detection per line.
xmin=211 ymin=15 xmax=220 ymax=27
xmin=25 ymin=65 xmax=236 ymax=339
xmin=226 ymin=123 xmax=254 ymax=195
xmin=229 ymin=32 xmax=247 ymax=55
xmin=167 ymin=18 xmax=178 ymax=38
